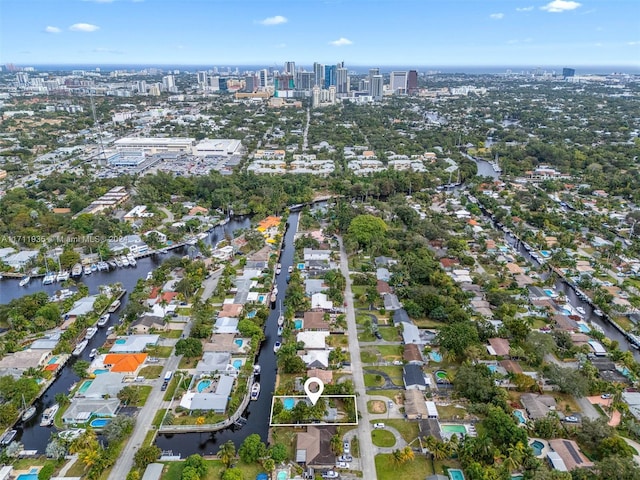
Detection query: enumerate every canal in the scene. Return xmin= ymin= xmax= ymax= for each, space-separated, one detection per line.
xmin=1 ymin=216 xmax=251 ymax=452
xmin=154 ymin=211 xmax=300 ymax=456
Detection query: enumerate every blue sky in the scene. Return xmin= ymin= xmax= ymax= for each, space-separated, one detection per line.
xmin=1 ymin=0 xmax=639 ymax=67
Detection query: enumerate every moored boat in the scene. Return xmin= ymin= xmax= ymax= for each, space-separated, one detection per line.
xmin=107 ymin=260 xmax=117 ymax=269
xmin=97 ymin=314 xmax=109 ymax=327
xmin=253 ymin=365 xmax=261 ymax=376
xmin=115 ymin=258 xmax=123 ymax=268
xmin=71 ymin=263 xmax=83 ymax=277
xmin=250 ymin=382 xmax=260 ymax=400
xmin=0 ymin=429 xmax=17 ymax=446
xmin=89 ymin=348 xmax=98 ymax=358
xmin=121 ymin=256 xmax=130 ymax=267
xmin=273 ymin=341 xmax=281 ymax=353
xmin=108 ymin=300 xmax=121 ymax=313
xmin=19 ymin=276 xmax=30 ymax=287
xmin=22 ymin=405 xmax=37 ymax=422
xmin=83 ymin=265 xmax=92 ymax=275
xmin=127 ymin=254 xmax=137 ymax=267
xmin=40 ymin=404 xmax=59 ymax=427
xmin=85 ymin=327 xmax=98 ymax=340
xmin=72 ymin=339 xmax=89 ymax=356
xmin=42 ymin=272 xmax=56 ymax=285
xmin=56 ymin=270 xmax=69 ymax=282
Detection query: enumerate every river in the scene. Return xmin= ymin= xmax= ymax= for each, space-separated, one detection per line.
xmin=155 ymin=211 xmax=300 ymax=456
xmin=0 ymin=216 xmax=252 ymax=452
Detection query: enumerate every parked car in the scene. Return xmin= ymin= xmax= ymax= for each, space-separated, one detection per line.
xmin=601 ymin=394 xmax=612 ymax=399
xmin=321 ymin=471 xmax=339 ymax=479
xmin=336 ymin=461 xmax=348 ymax=468
xmin=343 ymin=441 xmax=350 ymax=454
xmin=563 ymin=415 xmax=579 ymax=423
xmin=374 ymin=423 xmax=385 ymax=429
xmin=338 ymin=455 xmax=352 ymax=462
xmin=374 ymin=331 xmax=383 ymax=340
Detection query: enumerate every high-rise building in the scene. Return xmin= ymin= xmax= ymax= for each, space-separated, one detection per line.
xmin=197 ymin=71 xmax=207 ymax=86
xmin=562 ymin=67 xmax=576 ymax=78
xmin=16 ymin=72 xmax=29 ymax=85
xmin=208 ymin=76 xmax=220 ymax=91
xmin=312 ymin=85 xmax=321 ymax=108
xmin=324 ymin=65 xmax=336 ymax=89
xmin=359 ymin=79 xmax=370 ymax=92
xmin=218 ymin=78 xmax=228 ymax=92
xmin=390 ymin=71 xmax=408 ymax=94
xmin=136 ymin=80 xmax=147 ymax=93
xmin=162 ymin=75 xmax=176 ymax=92
xmin=371 ymin=75 xmax=383 ymax=100
xmin=259 ymin=69 xmax=269 ymax=88
xmin=368 ymin=68 xmax=379 ymax=96
xmin=275 ymin=74 xmax=294 ymax=91
xmin=284 ymin=61 xmax=296 ymax=76
xmin=296 ymin=72 xmax=314 ymax=90
xmin=407 ymin=70 xmax=418 ymax=94
xmin=313 ymin=63 xmax=324 ymax=87
xmin=336 ymin=67 xmax=349 ymax=94
xmin=244 ymin=75 xmax=259 ymax=92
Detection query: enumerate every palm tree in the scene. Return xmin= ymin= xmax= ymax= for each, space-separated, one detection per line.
xmin=217 ymin=440 xmax=236 ymax=469
xmin=390 ymin=448 xmax=403 ymax=466
xmin=79 ymin=447 xmax=101 ymax=470
xmin=432 ymin=440 xmax=450 ymax=461
xmin=330 ymin=434 xmax=343 ymax=455
xmin=400 ymin=446 xmax=414 ymax=462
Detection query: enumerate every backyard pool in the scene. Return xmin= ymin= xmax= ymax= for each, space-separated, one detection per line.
xmin=16 ymin=468 xmax=39 ymax=480
xmin=276 ymin=470 xmax=288 ymax=480
xmin=513 ymin=410 xmax=526 ymax=424
xmin=258 ymin=295 xmax=266 ymax=303
xmin=297 ymin=263 xmax=305 ymax=270
xmin=540 ymin=250 xmax=551 ymax=258
xmin=448 ymin=468 xmax=466 ymax=480
xmin=487 ymin=364 xmax=498 ymax=373
xmin=47 ymin=356 xmax=59 ymax=365
xmin=78 ymin=380 xmax=93 ymax=394
xmin=90 ymin=418 xmax=112 ymax=428
xmin=115 ymin=339 xmax=126 ymax=345
xmin=197 ymin=379 xmax=212 ymax=393
xmin=440 ymin=424 xmax=467 ymax=434
xmin=93 ymin=369 xmax=109 ymax=375
xmin=435 ymin=370 xmax=448 ymax=382
xmin=234 ymin=339 xmax=244 ymax=347
xmin=531 ymin=440 xmax=545 ymax=456
xmin=577 ymin=322 xmax=591 ymax=333
xmin=232 ymin=359 xmax=243 ymax=369
xmin=283 ymin=397 xmax=296 ymax=410
xmin=429 ymin=351 xmax=442 ymax=362
xmin=543 ymin=288 xmax=557 ymax=297
xmin=294 ymin=319 xmax=303 ymax=329
xmin=246 ymin=310 xmax=257 ymax=318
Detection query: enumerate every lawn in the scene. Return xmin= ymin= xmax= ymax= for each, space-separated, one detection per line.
xmin=368 ymin=400 xmax=387 ymax=414
xmin=383 ymin=419 xmax=420 ymax=443
xmin=160 ymin=329 xmax=183 ymax=339
xmin=178 ymin=356 xmax=200 ymax=369
xmin=412 ymin=318 xmax=447 ymax=329
xmin=372 ymin=429 xmax=397 ymax=447
xmin=153 ymin=409 xmax=167 ymax=427
xmin=377 ymin=345 xmax=403 ymax=361
xmin=132 ymin=385 xmax=153 ymax=407
xmin=138 ymin=365 xmax=164 ymax=378
xmin=375 ymin=453 xmax=433 ymax=480
xmin=163 ymin=375 xmax=192 ymax=402
xmin=437 ymin=404 xmax=468 ymax=421
xmin=375 ymin=366 xmax=404 ymax=385
xmin=361 ymin=349 xmax=379 ymax=364
xmin=372 ymin=390 xmax=405 ymax=404
xmin=364 ymin=373 xmax=386 ymax=387
xmin=148 ymin=346 xmax=174 ymax=358
xmin=379 ymin=327 xmax=400 ymax=342
xmin=162 ymin=459 xmax=266 ymax=480
xmin=358 ymin=331 xmax=376 ymax=342
xmin=326 ymin=335 xmax=349 ymax=348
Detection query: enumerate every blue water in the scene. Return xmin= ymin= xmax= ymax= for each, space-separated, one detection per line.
xmin=429 ymin=351 xmax=442 ymax=362
xmin=16 ymin=474 xmax=39 ymax=480
xmin=294 ymin=319 xmax=303 ymax=329
xmin=544 ymin=288 xmax=555 ymax=296
xmin=577 ymin=323 xmax=591 ymax=333
xmin=488 ymin=364 xmax=497 ymax=373
xmin=78 ymin=380 xmax=93 ymax=394
xmin=283 ymin=397 xmax=295 ymax=410
xmin=276 ymin=471 xmax=288 ymax=480
xmin=247 ymin=310 xmax=257 ymax=318
xmin=449 ymin=469 xmax=465 ymax=480
xmin=258 ymin=295 xmax=265 ymax=303
xmin=531 ymin=440 xmax=544 ymax=455
xmin=233 ymin=360 xmax=243 ymax=369
xmin=115 ymin=339 xmax=126 ymax=344
xmin=197 ymin=380 xmax=212 ymax=393
xmin=94 ymin=369 xmax=109 ymax=374
xmin=297 ymin=263 xmax=305 ymax=270
xmin=90 ymin=418 xmax=111 ymax=428
xmin=235 ymin=339 xmax=244 ymax=347
xmin=513 ymin=410 xmax=526 ymax=424
xmin=540 ymin=250 xmax=551 ymax=258
xmin=47 ymin=356 xmax=59 ymax=364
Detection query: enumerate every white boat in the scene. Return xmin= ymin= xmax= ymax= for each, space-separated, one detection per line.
xmin=108 ymin=300 xmax=121 ymax=313
xmin=277 ymin=315 xmax=284 ymax=326
xmin=97 ymin=261 xmax=109 ymax=272
xmin=275 ymin=267 xmax=281 ymax=275
xmin=97 ymin=314 xmax=109 ymax=327
xmin=58 ymin=428 xmax=84 ymax=440
xmin=146 ymin=272 xmax=153 ymax=281
xmin=107 ymin=260 xmax=117 ymax=269
xmin=71 ymin=263 xmax=83 ymax=277
xmin=90 ymin=263 xmax=98 ymax=272
xmin=0 ymin=429 xmax=17 ymax=446
xmin=72 ymin=339 xmax=89 ymax=356
xmin=83 ymin=265 xmax=92 ymax=275
xmin=576 ymin=307 xmax=586 ymax=315
xmin=56 ymin=270 xmax=69 ymax=282
xmin=127 ymin=254 xmax=137 ymax=267
xmin=85 ymin=327 xmax=98 ymax=340
xmin=121 ymin=256 xmax=130 ymax=267
xmin=21 ymin=399 xmax=37 ymax=422
xmin=89 ymin=348 xmax=97 ymax=358
xmin=277 ymin=326 xmax=283 ymax=336
xmin=273 ymin=341 xmax=281 ymax=353
xmin=42 ymin=272 xmax=55 ymax=285
xmin=250 ymin=382 xmax=260 ymax=400
xmin=594 ymin=309 xmax=603 ymax=317
xmin=288 ymin=266 xmax=293 ymax=274
xmin=40 ymin=404 xmax=59 ymax=427
xmin=115 ymin=258 xmax=123 ymax=268
xmin=253 ymin=365 xmax=261 ymax=376
xmin=106 ymin=326 xmax=115 ymax=335
xmin=19 ymin=276 xmax=30 ymax=287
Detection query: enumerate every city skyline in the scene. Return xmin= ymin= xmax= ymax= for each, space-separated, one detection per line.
xmin=1 ymin=0 xmax=639 ymax=67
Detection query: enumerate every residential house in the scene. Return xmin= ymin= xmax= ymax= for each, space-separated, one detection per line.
xmin=63 ymin=398 xmax=120 ymax=424
xmin=383 ymin=293 xmax=402 ymax=311
xmin=404 ymin=389 xmax=429 ymax=419
xmin=214 ymin=317 xmax=239 ymax=334
xmin=306 ymin=369 xmax=333 ymax=385
xmin=131 ymin=315 xmax=166 ymax=334
xmin=102 ymin=354 xmax=148 ymax=373
xmin=487 ymin=338 xmax=511 ymax=357
xmin=403 ymin=344 xmax=425 ymax=365
xmin=520 ymin=393 xmax=557 ymax=420
xmin=547 ymin=439 xmax=594 ymax=471
xmin=109 ymin=335 xmax=159 ymax=353
xmin=311 ymin=293 xmax=333 ymax=310
xmin=403 ymin=364 xmax=427 ymax=391
xmin=195 ymin=352 xmax=234 ymax=375
xmin=180 ymin=374 xmax=235 ymax=414
xmin=295 ymin=426 xmax=337 ymax=468
xmin=302 ymin=311 xmax=330 ymax=331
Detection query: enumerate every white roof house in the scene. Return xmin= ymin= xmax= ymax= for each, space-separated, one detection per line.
xmin=296 ymin=331 xmax=330 ymax=350
xmin=109 ymin=335 xmax=159 ymax=353
xmin=79 ymin=373 xmax=125 ymax=399
xmin=311 ymin=293 xmax=333 ymax=310
xmin=301 ymin=350 xmax=330 ymax=369
xmin=214 ymin=317 xmax=239 ymax=334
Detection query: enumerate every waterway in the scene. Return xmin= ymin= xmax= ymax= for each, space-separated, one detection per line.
xmin=155 ymin=211 xmax=300 ymax=456
xmin=0 ymin=217 xmax=251 ymax=452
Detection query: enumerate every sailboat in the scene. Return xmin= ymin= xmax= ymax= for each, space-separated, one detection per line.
xmin=19 ymin=275 xmax=30 ymax=287
xmin=21 ymin=395 xmax=36 ymax=422
xmin=56 ymin=255 xmax=69 ymax=282
xmin=277 ymin=301 xmax=284 ymax=326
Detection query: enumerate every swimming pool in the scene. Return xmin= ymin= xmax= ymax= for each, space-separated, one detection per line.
xmin=513 ymin=410 xmax=526 ymax=424
xmin=429 ymin=351 xmax=442 ymax=362
xmin=78 ymin=380 xmax=93 ymax=394
xmin=47 ymin=356 xmax=59 ymax=365
xmin=233 ymin=359 xmax=243 ymax=369
xmin=16 ymin=474 xmax=38 ymax=480
xmin=115 ymin=339 xmax=126 ymax=345
xmin=531 ymin=440 xmax=545 ymax=456
xmin=448 ymin=468 xmax=465 ymax=480
xmin=276 ymin=470 xmax=288 ymax=480
xmin=441 ymin=424 xmax=467 ymax=434
xmin=258 ymin=295 xmax=266 ymax=303
xmin=90 ymin=418 xmax=111 ymax=428
xmin=540 ymin=250 xmax=551 ymax=258
xmin=294 ymin=319 xmax=303 ymax=329
xmin=197 ymin=379 xmax=212 ymax=393
xmin=297 ymin=263 xmax=305 ymax=270
xmin=577 ymin=322 xmax=591 ymax=333
xmin=435 ymin=370 xmax=448 ymax=382
xmin=93 ymin=369 xmax=109 ymax=375
xmin=283 ymin=397 xmax=295 ymax=410
xmin=487 ymin=364 xmax=497 ymax=373
xmin=247 ymin=310 xmax=257 ymax=318
xmin=543 ymin=288 xmax=556 ymax=297
xmin=235 ymin=339 xmax=244 ymax=347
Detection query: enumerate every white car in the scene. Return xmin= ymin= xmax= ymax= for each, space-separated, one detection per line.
xmin=374 ymin=423 xmax=385 ymax=429
xmin=343 ymin=441 xmax=350 ymax=454
xmin=336 ymin=461 xmax=348 ymax=468
xmin=321 ymin=471 xmax=339 ymax=479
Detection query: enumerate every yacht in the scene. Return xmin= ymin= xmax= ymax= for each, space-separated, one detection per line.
xmin=56 ymin=270 xmax=70 ymax=282
xmin=250 ymin=382 xmax=261 ymax=400
xmin=85 ymin=327 xmax=98 ymax=340
xmin=19 ymin=276 xmax=30 ymax=287
xmin=22 ymin=404 xmax=37 ymax=422
xmin=121 ymin=256 xmax=130 ymax=267
xmin=273 ymin=341 xmax=281 ymax=353
xmin=97 ymin=261 xmax=109 ymax=272
xmin=576 ymin=306 xmax=586 ymax=315
xmin=115 ymin=257 xmax=123 ymax=268
xmin=146 ymin=272 xmax=153 ymax=281
xmin=0 ymin=430 xmax=17 ymax=446
xmin=127 ymin=254 xmax=137 ymax=267
xmin=42 ymin=272 xmax=56 ymax=285
xmin=71 ymin=263 xmax=83 ymax=277
xmin=83 ymin=265 xmax=92 ymax=275
xmin=97 ymin=314 xmax=109 ymax=327
xmin=276 ymin=265 xmax=282 ymax=275
xmin=288 ymin=265 xmax=293 ymax=274
xmin=253 ymin=365 xmax=261 ymax=376
xmin=108 ymin=300 xmax=121 ymax=313
xmin=90 ymin=263 xmax=98 ymax=273
xmin=594 ymin=309 xmax=604 ymax=317
xmin=107 ymin=260 xmax=117 ymax=269
xmin=106 ymin=326 xmax=115 ymax=335
xmin=277 ymin=314 xmax=284 ymax=326
xmin=270 ymin=291 xmax=277 ymax=304
xmin=89 ymin=348 xmax=98 ymax=359
xmin=40 ymin=404 xmax=59 ymax=427
xmin=72 ymin=339 xmax=89 ymax=357
xmin=277 ymin=326 xmax=283 ymax=336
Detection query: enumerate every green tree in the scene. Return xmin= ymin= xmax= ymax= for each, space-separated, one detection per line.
xmin=238 ymin=434 xmax=267 ymax=464
xmin=217 ymin=440 xmax=236 ymax=469
xmin=437 ymin=322 xmax=479 ymax=358
xmin=183 ymin=454 xmax=208 ymax=478
xmin=347 ymin=214 xmax=388 ymax=250
xmin=133 ymin=445 xmax=161 ymax=470
xmin=72 ymin=360 xmax=91 ymax=378
xmin=268 ymin=442 xmax=288 ymax=463
xmin=117 ymin=386 xmax=141 ymax=406
xmin=175 ymin=338 xmax=203 ymax=358
xmin=102 ymin=415 xmax=135 ymax=444
xmin=221 ymin=468 xmax=243 ymax=480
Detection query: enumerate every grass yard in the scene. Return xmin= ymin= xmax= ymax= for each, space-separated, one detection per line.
xmin=326 ymin=335 xmax=349 ymax=348
xmin=132 ymin=385 xmax=153 ymax=407
xmin=138 ymin=365 xmax=164 ymax=378
xmin=379 ymin=326 xmax=400 ymax=342
xmin=413 ymin=317 xmax=446 ymax=329
xmin=373 ymin=390 xmax=405 ymax=404
xmin=160 ymin=329 xmax=183 ymax=339
xmin=148 ymin=346 xmax=174 ymax=358
xmin=436 ymin=404 xmax=468 ymax=420
xmin=358 ymin=331 xmax=376 ymax=342
xmin=162 ymin=459 xmax=266 ymax=480
xmin=178 ymin=356 xmax=200 ymax=369
xmin=377 ymin=345 xmax=403 ymax=361
xmin=383 ymin=419 xmax=420 ymax=443
xmin=372 ymin=429 xmax=397 ymax=447
xmin=375 ymin=366 xmax=404 ymax=385
xmin=375 ymin=453 xmax=433 ymax=480
xmin=364 ymin=373 xmax=386 ymax=387
xmin=152 ymin=409 xmax=167 ymax=427
xmin=361 ymin=349 xmax=379 ymax=364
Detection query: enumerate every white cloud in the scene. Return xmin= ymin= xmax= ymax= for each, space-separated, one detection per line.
xmin=329 ymin=37 xmax=353 ymax=47
xmin=490 ymin=13 xmax=504 ymax=20
xmin=257 ymin=15 xmax=287 ymax=26
xmin=541 ymin=0 xmax=581 ymax=13
xmin=516 ymin=6 xmax=534 ymax=11
xmin=69 ymin=23 xmax=100 ymax=32
xmin=45 ymin=26 xmax=62 ymax=34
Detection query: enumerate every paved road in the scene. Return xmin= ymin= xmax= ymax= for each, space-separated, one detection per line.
xmin=159 ymin=207 xmax=175 ymax=224
xmin=338 ymin=237 xmax=378 ymax=480
xmin=576 ymin=396 xmax=601 ymax=421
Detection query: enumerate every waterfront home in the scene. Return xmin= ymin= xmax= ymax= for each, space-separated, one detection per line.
xmin=102 ymin=353 xmax=148 ymax=373
xmin=131 ymin=315 xmax=166 ymax=334
xmin=63 ymin=398 xmax=120 ymax=424
xmin=305 ymin=279 xmax=328 ymax=297
xmin=214 ymin=317 xmax=239 ymax=334
xmin=0 ymin=349 xmax=52 ymax=378
xmin=295 ymin=426 xmax=337 ymax=469
xmin=219 ymin=303 xmax=244 ymax=318
xmin=78 ymin=373 xmax=126 ymax=399
xmin=297 ymin=331 xmax=330 ymax=350
xmin=29 ymin=331 xmax=62 ymax=351
xmin=311 ymin=293 xmax=333 ymax=310
xmin=301 ymin=351 xmax=330 ymax=369
xmin=195 ymin=352 xmax=234 ymax=375
xmin=109 ymin=334 xmax=159 ymax=353
xmin=306 ymin=368 xmax=333 ymax=385
xmin=179 ymin=374 xmax=235 ymax=413
xmin=302 ymin=312 xmax=330 ymax=331
xmin=62 ymin=295 xmax=99 ymax=324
